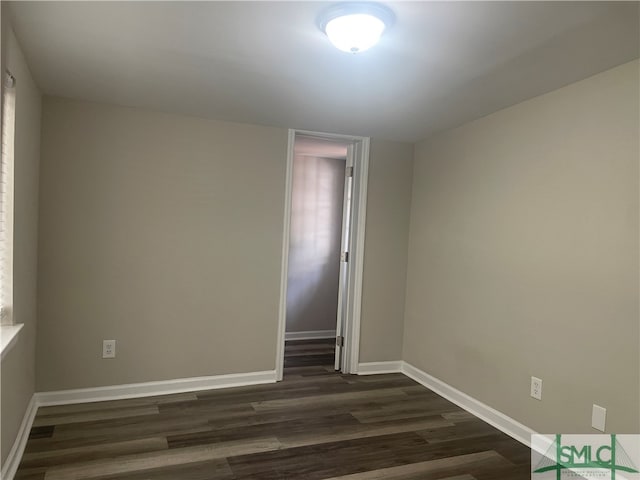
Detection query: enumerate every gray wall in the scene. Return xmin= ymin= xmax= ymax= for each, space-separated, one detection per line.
xmin=37 ymin=97 xmax=288 ymax=391
xmin=286 ymin=154 xmax=344 ymax=334
xmin=35 ymin=97 xmax=413 ymax=391
xmin=404 ymin=60 xmax=639 ymax=433
xmin=0 ymin=23 xmax=41 ymax=464
xmin=359 ymin=139 xmax=414 ymax=363
xmin=14 ymin=38 xmax=631 ymax=444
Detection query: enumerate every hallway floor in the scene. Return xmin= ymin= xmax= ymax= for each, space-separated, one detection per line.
xmin=15 ymin=342 xmax=531 ymax=479
xmin=283 ymin=338 xmax=336 ymax=369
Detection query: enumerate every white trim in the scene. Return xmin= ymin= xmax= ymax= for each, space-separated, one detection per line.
xmin=276 ymin=129 xmax=370 ymax=380
xmin=290 ymin=129 xmax=369 ymax=143
xmin=357 ymin=361 xmax=403 ymax=375
xmin=35 ymin=370 xmax=277 ymax=407
xmin=285 ymin=330 xmax=336 ymax=341
xmin=276 ymin=129 xmax=296 ymax=382
xmin=0 ymin=366 xmax=536 ymax=479
xmin=0 ymin=323 xmax=23 ymax=360
xmin=1 ymin=394 xmax=37 ymax=480
xmin=401 ymin=362 xmax=535 ymax=447
xmin=0 ymin=370 xmax=277 ymax=479
xmin=344 ymin=138 xmax=369 ymax=374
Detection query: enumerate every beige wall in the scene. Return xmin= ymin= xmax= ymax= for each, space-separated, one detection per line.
xmin=18 ymin=36 xmax=635 ymax=443
xmin=0 ymin=23 xmax=42 ymax=464
xmin=359 ymin=139 xmax=414 ymax=363
xmin=404 ymin=61 xmax=639 ymax=433
xmin=37 ymin=97 xmax=288 ymax=391
xmin=286 ymin=155 xmax=344 ymax=334
xmin=37 ymin=96 xmax=415 ymax=389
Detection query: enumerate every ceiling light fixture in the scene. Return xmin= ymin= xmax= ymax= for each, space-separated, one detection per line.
xmin=319 ymin=2 xmax=395 ymax=54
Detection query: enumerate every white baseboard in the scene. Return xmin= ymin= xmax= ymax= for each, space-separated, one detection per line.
xmin=285 ymin=330 xmax=336 ymax=341
xmin=1 ymin=394 xmax=37 ymax=480
xmin=1 ymin=363 xmax=535 ymax=480
xmin=357 ymin=361 xmax=403 ymax=375
xmin=401 ymin=362 xmax=535 ymax=447
xmin=36 ymin=370 xmax=277 ymax=407
xmin=0 ymin=369 xmax=276 ymax=479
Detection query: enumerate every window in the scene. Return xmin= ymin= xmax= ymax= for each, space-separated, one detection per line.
xmin=1 ymin=70 xmax=16 ymax=326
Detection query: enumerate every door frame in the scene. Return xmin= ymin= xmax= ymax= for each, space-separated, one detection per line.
xmin=275 ymin=128 xmax=370 ymax=380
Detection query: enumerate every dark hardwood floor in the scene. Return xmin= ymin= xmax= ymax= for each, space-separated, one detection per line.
xmin=15 ymin=339 xmax=531 ymax=479
xmin=283 ymin=338 xmax=336 ymax=368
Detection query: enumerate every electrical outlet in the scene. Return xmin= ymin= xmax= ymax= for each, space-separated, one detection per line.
xmin=531 ymin=376 xmax=542 ymax=400
xmin=592 ymin=404 xmax=606 ymax=432
xmin=102 ymin=339 xmax=116 ymax=359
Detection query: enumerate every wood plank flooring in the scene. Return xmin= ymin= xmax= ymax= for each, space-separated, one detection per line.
xmin=283 ymin=339 xmax=336 ymax=368
xmin=15 ymin=340 xmax=531 ymax=479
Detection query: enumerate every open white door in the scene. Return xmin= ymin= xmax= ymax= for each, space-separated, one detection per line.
xmin=276 ymin=129 xmax=369 ymax=381
xmin=334 ymin=146 xmax=354 ymax=371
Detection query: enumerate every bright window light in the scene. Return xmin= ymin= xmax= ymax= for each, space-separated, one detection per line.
xmin=1 ymin=70 xmax=15 ymax=326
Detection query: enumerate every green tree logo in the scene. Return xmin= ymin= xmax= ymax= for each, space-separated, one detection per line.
xmin=533 ymin=434 xmax=639 ymax=479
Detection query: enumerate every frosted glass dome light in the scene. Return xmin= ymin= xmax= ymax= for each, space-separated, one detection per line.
xmin=319 ymin=3 xmax=394 ymax=54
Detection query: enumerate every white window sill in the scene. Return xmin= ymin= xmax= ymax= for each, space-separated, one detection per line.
xmin=0 ymin=323 xmax=23 ymax=360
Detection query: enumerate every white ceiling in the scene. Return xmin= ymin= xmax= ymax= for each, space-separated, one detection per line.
xmin=8 ymin=1 xmax=639 ymax=143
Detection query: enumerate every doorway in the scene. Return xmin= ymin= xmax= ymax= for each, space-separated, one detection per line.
xmin=276 ymin=130 xmax=370 ymax=380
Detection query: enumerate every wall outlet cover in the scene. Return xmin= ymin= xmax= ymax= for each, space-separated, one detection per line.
xmin=102 ymin=339 xmax=116 ymax=359
xmin=592 ymin=404 xmax=606 ymax=432
xmin=530 ymin=376 xmax=542 ymax=400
